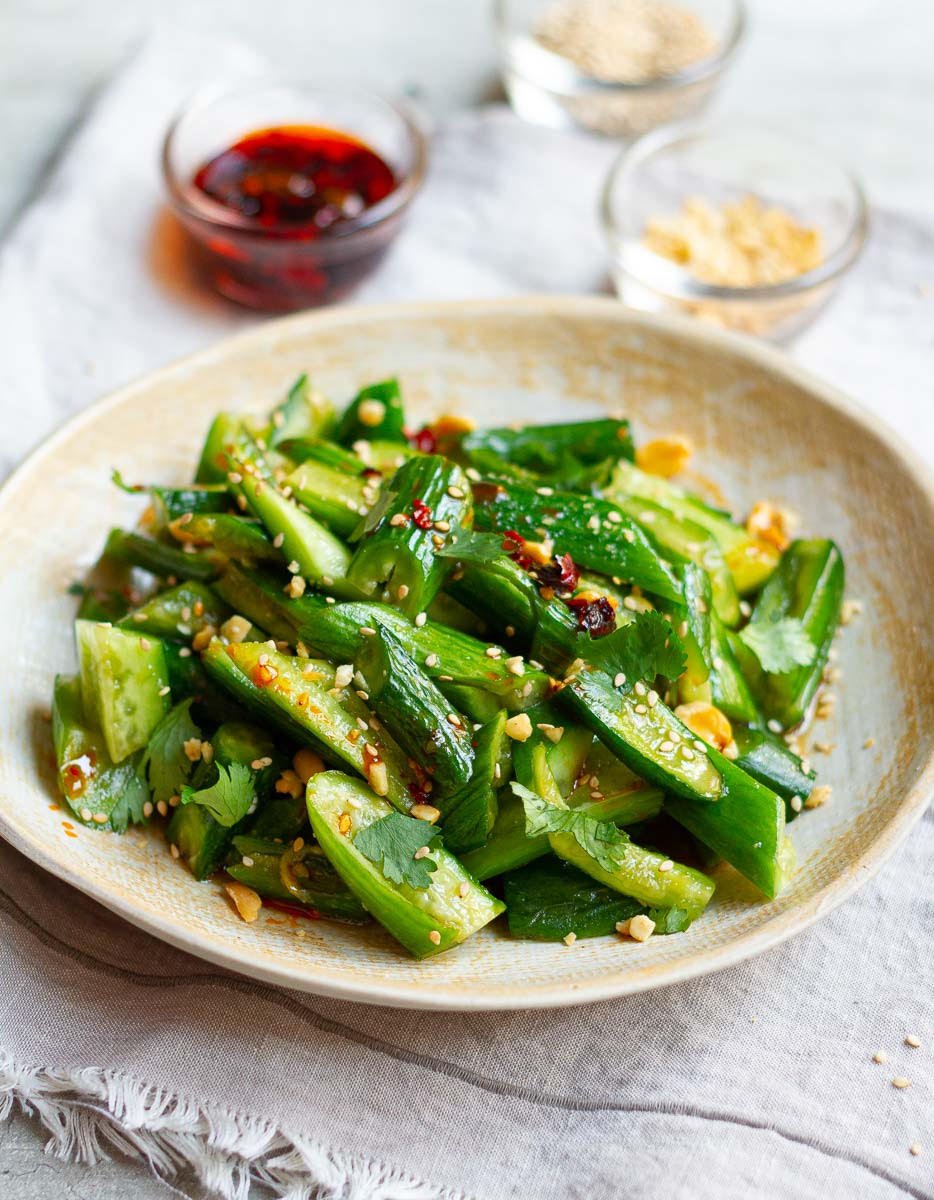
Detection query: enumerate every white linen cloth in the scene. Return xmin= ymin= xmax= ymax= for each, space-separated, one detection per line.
xmin=0 ymin=34 xmax=931 ymax=1200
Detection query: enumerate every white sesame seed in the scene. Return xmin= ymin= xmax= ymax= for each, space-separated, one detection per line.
xmin=634 ymin=681 xmax=646 ymax=696
xmin=143 ymin=802 xmax=153 ymax=818
xmin=425 ymin=653 xmax=439 ymax=668
xmin=446 ymin=713 xmax=463 ymax=728
xmin=910 ymin=1144 xmax=922 ymax=1157
xmin=485 ymin=646 xmax=502 ymax=658
xmin=447 ymin=485 xmax=466 ymax=499
xmin=606 ymin=510 xmax=622 ymax=524
xmin=240 ymin=856 xmax=254 ymax=868
xmin=414 ymin=612 xmax=427 ymax=628
xmin=359 ymin=626 xmax=376 ymax=637
xmin=434 ymin=520 xmax=451 ymax=532
xmin=634 ymin=704 xmax=648 ymax=715
xmin=614 ymin=673 xmax=627 ymax=687
xmin=872 ymin=1051 xmax=887 ymax=1064
xmin=428 ymin=930 xmax=442 ymax=945
xmin=414 ymin=846 xmax=431 ymax=860
xmin=156 ymin=800 xmax=168 ymax=817
xmin=905 ymin=1034 xmax=921 ymax=1048
xmin=790 ymin=795 xmax=803 ymax=812
xmin=272 ymin=532 xmax=285 ymax=548
xmin=505 ymin=656 xmax=525 ymax=676
xmin=647 ymin=690 xmax=658 ymax=708
xmin=658 ymin=859 xmax=674 ymax=873
xmin=537 ymin=486 xmax=554 ymax=496
xmin=158 ymin=685 xmax=171 ymax=697
xmin=587 ymin=515 xmax=600 ymax=531
xmin=397 ymin=584 xmax=410 ymax=600
xmin=892 ymin=1076 xmax=911 ymax=1090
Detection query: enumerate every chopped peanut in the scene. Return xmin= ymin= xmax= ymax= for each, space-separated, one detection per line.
xmin=225 ymin=881 xmax=262 ymax=923
xmin=636 ymin=435 xmax=693 ymax=478
xmin=357 ymin=398 xmax=386 ymax=427
xmin=505 ymin=713 xmax=534 ymax=742
xmin=674 ymin=701 xmax=734 ymax=753
xmin=365 ymin=759 xmax=389 ymax=797
xmin=410 ymin=803 xmax=441 ymax=824
xmin=293 ymin=748 xmax=326 ymax=784
xmin=522 ymin=537 xmax=554 ymax=566
xmin=804 ymin=784 xmax=832 ymax=809
xmin=746 ymin=500 xmax=795 ymax=552
xmin=220 ymin=615 xmax=252 ymax=644
xmin=275 ymin=769 xmax=304 ymax=800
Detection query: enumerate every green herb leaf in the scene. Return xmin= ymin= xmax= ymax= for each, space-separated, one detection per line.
xmin=739 ymin=617 xmax=816 ymax=673
xmin=141 ymin=700 xmax=200 ymax=806
xmin=111 ymin=468 xmax=144 ymax=494
xmin=513 ymin=783 xmax=629 ymax=873
xmin=179 ymin=762 xmax=256 ymax=827
xmin=587 ymin=610 xmax=687 ymax=688
xmin=354 ymin=812 xmax=442 ymax=889
xmin=108 ymin=761 xmax=151 ymax=834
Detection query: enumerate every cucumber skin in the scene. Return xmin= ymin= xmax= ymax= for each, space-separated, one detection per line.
xmin=227 ymin=836 xmax=369 ymax=922
xmin=52 ymin=674 xmax=148 ymax=831
xmin=307 ymin=772 xmax=504 ymax=959
xmin=76 ymin=619 xmax=171 ymax=763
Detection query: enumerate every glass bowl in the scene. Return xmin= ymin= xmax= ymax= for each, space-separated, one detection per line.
xmin=162 ymin=82 xmax=427 ymax=312
xmin=493 ymin=0 xmax=745 ymax=139
xmin=601 ymin=120 xmax=869 ymax=342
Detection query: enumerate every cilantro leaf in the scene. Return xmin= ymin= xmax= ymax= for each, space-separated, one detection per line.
xmin=141 ymin=700 xmax=200 ymax=806
xmin=354 ymin=812 xmax=442 ymax=889
xmin=513 ymin=783 xmax=629 ymax=873
xmin=587 ymin=610 xmax=687 ymax=689
xmin=739 ymin=616 xmax=816 ymax=673
xmin=106 ymin=757 xmax=150 ymax=834
xmin=179 ymin=762 xmax=255 ymax=827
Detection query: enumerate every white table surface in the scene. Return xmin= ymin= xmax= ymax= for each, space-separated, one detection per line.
xmin=1 ymin=1 xmax=931 ymax=1196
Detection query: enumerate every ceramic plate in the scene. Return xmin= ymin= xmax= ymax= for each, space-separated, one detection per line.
xmin=1 ymin=297 xmax=931 ymax=1010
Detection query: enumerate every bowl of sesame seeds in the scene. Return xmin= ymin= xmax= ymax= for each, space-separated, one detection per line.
xmin=494 ymin=0 xmax=745 ymax=138
xmin=601 ymin=119 xmax=869 ymax=341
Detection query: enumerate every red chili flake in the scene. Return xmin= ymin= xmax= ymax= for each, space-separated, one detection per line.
xmin=408 ymin=425 xmax=438 ymax=454
xmin=411 ymin=498 xmax=433 ymax=529
xmin=537 ymin=552 xmax=580 ymax=595
xmin=568 ymin=596 xmax=617 ymax=638
xmin=361 ymin=467 xmax=382 ymax=480
xmin=408 ymin=781 xmax=433 ymax=807
xmin=502 ymin=529 xmax=534 ymax=571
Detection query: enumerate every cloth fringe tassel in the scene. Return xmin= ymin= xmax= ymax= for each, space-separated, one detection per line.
xmin=0 ymin=1053 xmax=464 ymax=1200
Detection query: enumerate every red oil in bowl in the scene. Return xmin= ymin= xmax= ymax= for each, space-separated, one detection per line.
xmin=182 ymin=124 xmax=401 ymax=310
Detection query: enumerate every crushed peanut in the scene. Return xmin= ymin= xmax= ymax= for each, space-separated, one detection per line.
xmin=225 ymin=881 xmax=262 ymax=923
xmin=804 ymin=784 xmax=832 ymax=810
xmin=505 ymin=713 xmax=534 ymax=742
xmin=644 ymin=195 xmax=823 ymax=288
xmin=746 ymin=500 xmax=795 ymax=552
xmin=636 ymin=435 xmax=693 ymax=478
xmin=674 ymin=700 xmax=734 ymax=753
xmin=410 ymin=802 xmax=441 ymax=824
xmin=275 ymin=769 xmax=304 ymax=800
xmin=293 ymin=748 xmax=325 ymax=783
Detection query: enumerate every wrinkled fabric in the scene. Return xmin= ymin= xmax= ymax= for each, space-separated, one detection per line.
xmin=0 ymin=35 xmax=930 ymax=1200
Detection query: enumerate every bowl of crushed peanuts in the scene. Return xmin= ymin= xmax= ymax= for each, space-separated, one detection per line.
xmin=494 ymin=0 xmax=745 ymax=138
xmin=601 ymin=120 xmax=869 ymax=341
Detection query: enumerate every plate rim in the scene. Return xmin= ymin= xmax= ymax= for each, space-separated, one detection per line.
xmin=2 ymin=294 xmax=932 ymax=1010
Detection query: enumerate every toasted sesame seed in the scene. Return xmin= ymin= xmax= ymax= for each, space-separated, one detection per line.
xmin=634 ymin=703 xmax=648 ymax=715
xmin=425 ymin=653 xmax=439 ymax=668
xmin=505 ymin=624 xmax=516 ymax=637
xmin=139 ymin=637 xmax=151 ymax=651
xmin=158 ymin=685 xmax=171 ymax=697
xmin=156 ymin=800 xmax=168 ymax=817
xmin=414 ymin=846 xmax=431 ymax=860
xmin=465 ymin=467 xmax=481 ymax=482
xmin=143 ymin=801 xmax=154 ymax=818
xmin=79 ymin=806 xmax=92 ymax=822
xmin=411 ymin=803 xmax=441 ymax=823
xmin=863 ymin=737 xmax=875 ymax=749
xmin=790 ymin=795 xmax=803 ymax=813
xmin=613 ymin=673 xmax=626 ymax=687
xmin=658 ymin=859 xmax=674 ymax=873
xmin=505 ymin=656 xmax=525 ymax=676
xmin=647 ymin=690 xmax=658 ymax=708
xmin=892 ymin=1077 xmax=911 ymax=1090
xmin=434 ymin=519 xmax=451 ymax=532
xmin=623 ymin=529 xmax=636 ymax=543
xmin=634 ymin=681 xmax=646 ymax=696
xmin=678 ymin=620 xmax=688 ymax=638
xmin=334 ymin=664 xmax=354 ymax=689
xmin=485 ymin=646 xmax=502 ymax=658
xmin=169 ymin=842 xmax=180 ymax=859
xmin=537 ymin=486 xmax=554 ymax=496
xmin=428 ymin=930 xmax=442 ymax=945
xmin=905 ymin=1035 xmax=921 ymax=1048
xmin=359 ymin=626 xmax=377 ymax=636
xmin=396 ymin=583 xmax=410 ymax=601
xmin=872 ymin=1051 xmax=887 ymax=1064
xmin=623 ymin=596 xmax=640 ymax=611
xmin=447 ymin=485 xmax=466 ymax=499
xmin=606 ymin=510 xmax=622 ymax=524
xmin=272 ymin=532 xmax=285 ymax=548
xmin=910 ymin=1144 xmax=922 ymax=1157
xmin=415 ymin=612 xmax=428 ymax=628
xmin=587 ymin=514 xmax=600 ymax=531
xmin=446 ymin=713 xmax=463 ymax=728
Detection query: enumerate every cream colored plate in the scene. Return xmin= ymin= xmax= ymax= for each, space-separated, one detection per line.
xmin=1 ymin=297 xmax=931 ymax=1010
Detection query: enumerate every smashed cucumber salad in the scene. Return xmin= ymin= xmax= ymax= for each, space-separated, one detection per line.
xmin=53 ymin=376 xmax=844 ymax=958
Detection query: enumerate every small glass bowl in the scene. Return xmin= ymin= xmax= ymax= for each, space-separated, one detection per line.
xmin=601 ymin=120 xmax=869 ymax=342
xmin=162 ymin=82 xmax=427 ymax=311
xmin=493 ymin=0 xmax=745 ymax=139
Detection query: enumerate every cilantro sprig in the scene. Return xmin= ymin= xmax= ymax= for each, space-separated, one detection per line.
xmin=588 ymin=609 xmax=686 ymax=689
xmin=179 ymin=762 xmax=256 ymax=827
xmin=739 ymin=616 xmax=816 ymax=674
xmin=141 ymin=700 xmax=201 ymax=807
xmin=354 ymin=812 xmax=441 ymax=889
xmin=513 ymin=783 xmax=629 ymax=873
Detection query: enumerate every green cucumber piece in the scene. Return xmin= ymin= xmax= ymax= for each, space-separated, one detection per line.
xmin=503 ymin=859 xmax=693 ymax=941
xmin=167 ymin=513 xmax=281 ymax=570
xmin=462 ymin=417 xmax=634 ymax=478
xmin=335 ymin=379 xmax=407 ymax=445
xmin=118 ymin=582 xmax=232 ymax=642
xmin=562 ymin=668 xmax=724 ymax=802
xmin=306 ymin=772 xmax=504 ymax=958
xmin=268 ymin=374 xmax=335 ymax=447
xmin=195 ymin=412 xmax=244 ymax=483
xmin=346 ymin=455 xmax=472 ymax=617
xmin=104 ymin=529 xmax=218 ymax=582
xmin=51 ymin=674 xmax=148 ymax=831
xmin=606 ymin=460 xmax=780 ymax=594
xmin=202 ymin=641 xmax=419 ymax=812
xmin=731 ymin=725 xmax=816 ymax=809
xmin=227 ymin=836 xmax=368 ymax=922
xmin=356 ymin=626 xmax=474 ymax=796
xmin=710 ymin=614 xmax=761 ymax=724
xmin=76 ymin=619 xmax=170 ymax=762
xmin=286 ymin=459 xmax=372 ymax=538
xmin=440 ymin=711 xmax=506 ymax=853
